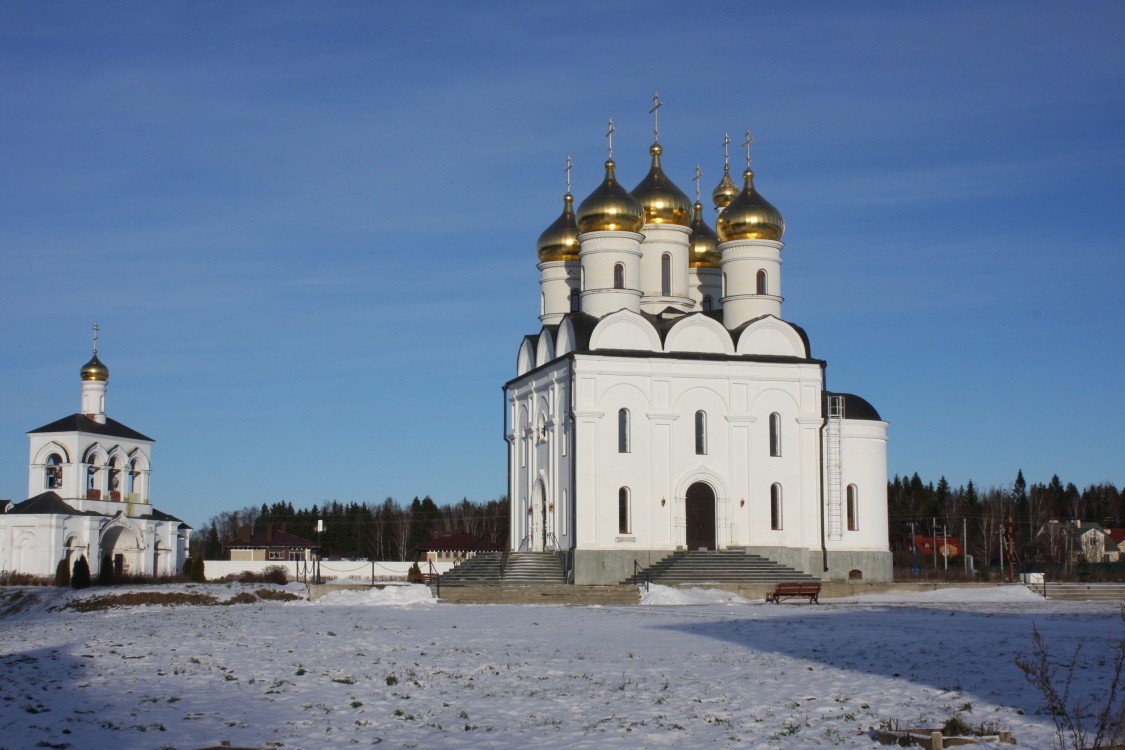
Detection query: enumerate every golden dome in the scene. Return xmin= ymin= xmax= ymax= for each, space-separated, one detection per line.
xmin=716 ymin=168 xmax=785 ymax=242
xmin=632 ymin=143 xmax=691 ymax=226
xmin=712 ymin=166 xmax=739 ymax=209
xmin=576 ymin=159 xmax=644 ymax=234
xmin=81 ymin=352 xmax=109 ymax=382
xmin=537 ymin=192 xmax=580 ymax=263
xmin=688 ymin=201 xmax=721 ymax=268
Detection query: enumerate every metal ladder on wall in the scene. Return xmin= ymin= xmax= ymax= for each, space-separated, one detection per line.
xmin=826 ymin=395 xmax=845 ymax=541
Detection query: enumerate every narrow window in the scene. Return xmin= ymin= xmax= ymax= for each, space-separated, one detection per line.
xmin=722 ymin=272 xmax=727 ymax=297
xmin=618 ymin=487 xmax=630 ymax=534
xmin=540 ymin=292 xmax=545 ymax=316
xmin=694 ymin=410 xmax=707 ymax=455
xmin=87 ymin=462 xmax=97 ymax=491
xmin=613 ymin=263 xmax=625 ymax=289
xmin=45 ymin=453 xmax=63 ymax=490
xmin=847 ymin=484 xmax=859 ymax=531
xmin=702 ymin=295 xmax=713 ymax=312
xmin=769 ymin=413 xmax=782 ymax=457
xmin=618 ymin=408 xmax=630 ymax=453
xmin=661 ymin=253 xmax=671 ymax=296
xmin=756 ymin=269 xmax=767 ymax=295
xmin=770 ymin=484 xmax=782 ymax=530
xmin=569 ymin=288 xmax=579 ymax=312
xmin=108 ymin=457 xmax=120 ymax=497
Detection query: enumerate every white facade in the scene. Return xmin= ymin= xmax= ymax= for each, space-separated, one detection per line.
xmin=0 ymin=348 xmax=190 ymax=579
xmin=511 ymin=131 xmax=890 ymax=584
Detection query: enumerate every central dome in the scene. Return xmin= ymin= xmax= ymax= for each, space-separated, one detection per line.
xmin=716 ymin=169 xmax=785 ymax=242
xmin=632 ymin=144 xmax=691 ymax=226
xmin=576 ymin=159 xmax=644 ymax=234
xmin=537 ymin=192 xmax=580 ymax=263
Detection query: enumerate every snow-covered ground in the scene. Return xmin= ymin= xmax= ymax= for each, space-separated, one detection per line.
xmin=0 ymin=582 xmax=1119 ymax=749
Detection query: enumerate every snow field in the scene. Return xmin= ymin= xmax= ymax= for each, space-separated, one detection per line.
xmin=0 ymin=583 xmax=1120 ymax=749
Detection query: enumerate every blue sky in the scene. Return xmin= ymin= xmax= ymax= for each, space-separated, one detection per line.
xmin=2 ymin=1 xmax=1122 ymax=529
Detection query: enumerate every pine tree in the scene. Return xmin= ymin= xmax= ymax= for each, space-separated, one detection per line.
xmin=55 ymin=558 xmax=71 ymax=587
xmin=71 ymin=556 xmax=91 ymax=589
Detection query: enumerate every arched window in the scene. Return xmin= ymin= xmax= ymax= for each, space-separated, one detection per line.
xmin=618 ymin=487 xmax=630 ymax=534
xmin=128 ymin=460 xmax=139 ymax=496
xmin=86 ymin=462 xmax=97 ymax=491
xmin=770 ymin=483 xmax=782 ymax=530
xmin=108 ymin=457 xmax=121 ymax=498
xmin=45 ymin=453 xmax=63 ymax=490
xmin=618 ymin=408 xmax=630 ymax=453
xmin=756 ymin=269 xmax=767 ymax=295
xmin=613 ymin=263 xmax=625 ymax=290
xmin=847 ymin=484 xmax=859 ymax=531
xmin=702 ymin=295 xmax=713 ymax=312
xmin=661 ymin=253 xmax=671 ymax=296
xmin=694 ymin=410 xmax=707 ymax=455
xmin=769 ymin=413 xmax=782 ymax=457
xmin=569 ymin=288 xmax=579 ymax=312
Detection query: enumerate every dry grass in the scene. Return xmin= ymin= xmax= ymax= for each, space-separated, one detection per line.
xmin=65 ymin=591 xmax=220 ymax=612
xmin=256 ymin=588 xmax=302 ymax=601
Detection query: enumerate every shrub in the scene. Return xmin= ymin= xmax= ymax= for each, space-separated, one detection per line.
xmin=55 ymin=559 xmax=71 ymax=587
xmin=193 ymin=557 xmax=206 ymax=583
xmin=71 ymin=556 xmax=91 ymax=589
xmin=407 ymin=562 xmax=422 ymax=582
xmin=97 ymin=555 xmax=114 ymax=586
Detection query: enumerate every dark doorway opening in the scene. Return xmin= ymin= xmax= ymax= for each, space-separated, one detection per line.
xmin=685 ymin=482 xmax=716 ymax=550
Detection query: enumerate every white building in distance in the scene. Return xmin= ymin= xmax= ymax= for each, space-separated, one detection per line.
xmin=0 ymin=336 xmax=189 ymax=579
xmin=506 ymin=121 xmax=890 ymax=585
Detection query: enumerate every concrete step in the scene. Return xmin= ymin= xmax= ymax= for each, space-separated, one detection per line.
xmin=1030 ymin=583 xmax=1125 ymax=601
xmin=435 ymin=583 xmax=639 ymax=606
xmin=629 ymin=550 xmax=819 ymax=585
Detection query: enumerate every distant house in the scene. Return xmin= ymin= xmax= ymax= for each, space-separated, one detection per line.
xmin=912 ymin=535 xmax=963 ymax=558
xmin=416 ymin=532 xmax=502 ymax=563
xmin=1036 ymin=520 xmax=1118 ymax=563
xmin=228 ymin=526 xmax=319 ymax=562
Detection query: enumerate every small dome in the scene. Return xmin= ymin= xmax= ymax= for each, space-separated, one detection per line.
xmin=81 ymin=353 xmax=109 ymax=382
xmin=537 ymin=192 xmax=580 ymax=263
xmin=716 ymin=169 xmax=785 ymax=242
xmin=632 ymin=143 xmax=691 ymax=226
xmin=711 ymin=166 xmax=739 ymax=209
xmin=576 ymin=159 xmax=644 ymax=234
xmin=688 ymin=201 xmax=720 ymax=268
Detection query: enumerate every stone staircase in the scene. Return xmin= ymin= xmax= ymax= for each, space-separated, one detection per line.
xmin=628 ymin=550 xmax=819 ymax=585
xmin=437 ymin=551 xmax=565 ymax=585
xmin=1029 ymin=583 xmax=1125 ymax=601
xmin=437 ymin=583 xmax=639 ymax=605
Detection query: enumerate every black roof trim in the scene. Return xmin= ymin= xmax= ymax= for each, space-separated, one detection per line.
xmin=9 ymin=491 xmax=99 ymax=516
xmin=29 ymin=414 xmax=153 ymax=442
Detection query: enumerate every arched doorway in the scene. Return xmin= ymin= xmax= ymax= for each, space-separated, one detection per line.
xmin=685 ymin=482 xmax=716 ymax=550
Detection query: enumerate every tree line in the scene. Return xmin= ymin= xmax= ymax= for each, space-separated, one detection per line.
xmin=888 ymin=470 xmax=1122 ymax=572
xmin=191 ymin=496 xmax=509 ymax=561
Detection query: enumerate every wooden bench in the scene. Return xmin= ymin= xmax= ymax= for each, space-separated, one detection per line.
xmin=765 ymin=582 xmax=821 ymax=604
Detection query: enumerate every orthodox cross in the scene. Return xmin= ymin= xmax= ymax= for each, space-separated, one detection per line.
xmin=606 ymin=118 xmax=615 ymax=159
xmin=723 ymin=133 xmax=731 ymax=170
xmin=565 ymin=154 xmax=573 ymax=193
xmin=92 ymin=322 xmax=100 ymax=354
xmin=649 ymin=91 xmax=662 ymax=142
xmin=743 ymin=128 xmax=754 ymax=168
xmin=693 ymin=164 xmax=702 ymax=202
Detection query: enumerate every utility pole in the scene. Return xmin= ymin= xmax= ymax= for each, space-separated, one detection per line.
xmin=999 ymin=526 xmax=1005 ymax=582
xmin=943 ymin=524 xmax=948 ymax=571
xmin=909 ymin=522 xmax=919 ymax=576
xmin=963 ymin=517 xmax=968 ymax=574
xmin=932 ymin=517 xmax=938 ymax=570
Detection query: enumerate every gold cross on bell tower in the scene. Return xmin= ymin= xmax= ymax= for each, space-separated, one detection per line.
xmin=92 ymin=322 xmax=100 ymax=354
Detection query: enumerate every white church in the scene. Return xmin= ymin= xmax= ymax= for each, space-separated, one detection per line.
xmin=506 ymin=116 xmax=890 ymax=585
xmin=0 ymin=335 xmax=190 ymax=579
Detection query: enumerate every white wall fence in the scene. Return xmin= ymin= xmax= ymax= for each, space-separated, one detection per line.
xmin=202 ymin=559 xmax=455 ymax=583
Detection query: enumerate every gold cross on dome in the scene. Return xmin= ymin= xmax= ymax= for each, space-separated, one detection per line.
xmin=606 ymin=118 xmax=615 ymax=159
xmin=649 ymin=91 xmax=662 ymax=142
xmin=744 ymin=128 xmax=754 ymax=168
xmin=565 ymin=154 xmax=572 ymax=193
xmin=723 ymin=132 xmax=731 ymax=170
xmin=92 ymin=322 xmax=100 ymax=354
xmin=693 ymin=164 xmax=702 ymax=202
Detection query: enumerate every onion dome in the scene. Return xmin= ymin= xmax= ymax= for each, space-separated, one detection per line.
xmin=631 ymin=143 xmax=691 ymax=226
xmin=716 ymin=168 xmax=785 ymax=242
xmin=81 ymin=352 xmax=109 ymax=382
xmin=576 ymin=159 xmax=644 ymax=233
xmin=688 ymin=201 xmax=720 ymax=268
xmin=711 ymin=166 xmax=739 ymax=209
xmin=537 ymin=192 xmax=580 ymax=262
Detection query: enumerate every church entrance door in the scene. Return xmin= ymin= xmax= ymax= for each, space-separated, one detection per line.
xmin=685 ymin=482 xmax=716 ymax=550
